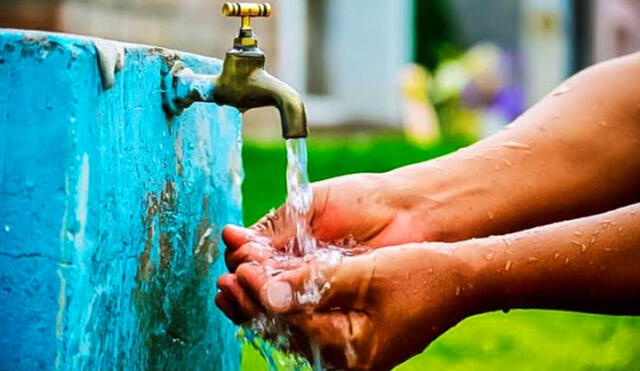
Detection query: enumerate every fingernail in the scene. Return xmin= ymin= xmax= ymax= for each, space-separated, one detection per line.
xmin=265 ymin=281 xmax=292 ymax=311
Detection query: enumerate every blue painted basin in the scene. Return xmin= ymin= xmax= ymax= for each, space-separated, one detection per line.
xmin=0 ymin=29 xmax=241 ymax=370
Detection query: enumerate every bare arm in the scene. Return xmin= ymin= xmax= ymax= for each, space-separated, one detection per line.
xmin=391 ymin=52 xmax=640 ymax=241
xmin=465 ymin=202 xmax=640 ymax=315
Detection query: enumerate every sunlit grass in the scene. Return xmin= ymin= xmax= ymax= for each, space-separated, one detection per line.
xmin=239 ymin=135 xmax=640 ymax=370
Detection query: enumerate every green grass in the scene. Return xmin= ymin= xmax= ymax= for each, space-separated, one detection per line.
xmin=239 ymin=135 xmax=640 ymax=370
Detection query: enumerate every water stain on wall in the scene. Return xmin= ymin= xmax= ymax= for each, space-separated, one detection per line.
xmin=134 ymin=179 xmax=220 ymax=369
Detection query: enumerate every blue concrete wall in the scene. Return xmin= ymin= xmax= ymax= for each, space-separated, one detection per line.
xmin=0 ymin=29 xmax=242 ymax=370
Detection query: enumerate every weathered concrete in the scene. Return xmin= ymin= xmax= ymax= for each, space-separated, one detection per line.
xmin=0 ymin=29 xmax=242 ymax=370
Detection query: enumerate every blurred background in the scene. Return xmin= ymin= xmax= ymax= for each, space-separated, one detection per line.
xmin=2 ymin=0 xmax=640 ymax=370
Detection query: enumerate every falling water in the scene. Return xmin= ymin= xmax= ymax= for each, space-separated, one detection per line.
xmin=243 ymin=138 xmax=326 ymax=371
xmin=285 ymin=138 xmax=317 ymax=256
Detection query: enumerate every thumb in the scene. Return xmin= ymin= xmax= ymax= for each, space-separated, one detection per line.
xmin=235 ymin=253 xmax=374 ymax=314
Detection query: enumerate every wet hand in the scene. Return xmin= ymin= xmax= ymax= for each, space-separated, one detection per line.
xmin=219 ymin=243 xmax=479 ymax=370
xmin=222 ymin=173 xmax=432 ymax=272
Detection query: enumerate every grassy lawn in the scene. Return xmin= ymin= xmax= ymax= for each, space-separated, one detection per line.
xmin=239 ymin=135 xmax=640 ymax=370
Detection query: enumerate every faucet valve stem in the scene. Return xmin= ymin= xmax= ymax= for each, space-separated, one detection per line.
xmin=222 ymin=2 xmax=272 ymax=49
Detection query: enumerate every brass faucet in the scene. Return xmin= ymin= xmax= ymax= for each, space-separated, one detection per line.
xmin=163 ymin=2 xmax=308 ymax=138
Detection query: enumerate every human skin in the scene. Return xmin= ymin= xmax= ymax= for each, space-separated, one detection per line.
xmin=216 ymin=53 xmax=640 ymax=367
xmin=226 ymin=202 xmax=640 ymax=370
xmin=239 ymin=52 xmax=640 ymax=250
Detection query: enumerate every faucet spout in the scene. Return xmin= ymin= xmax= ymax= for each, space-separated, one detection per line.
xmin=163 ymin=51 xmax=307 ymax=139
xmin=244 ymin=68 xmax=308 ymax=139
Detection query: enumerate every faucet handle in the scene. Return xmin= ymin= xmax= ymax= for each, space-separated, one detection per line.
xmin=222 ymin=2 xmax=271 ymax=18
xmin=222 ymin=2 xmax=271 ymax=49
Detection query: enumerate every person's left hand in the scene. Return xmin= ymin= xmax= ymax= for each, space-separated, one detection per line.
xmin=217 ymin=242 xmax=480 ymax=370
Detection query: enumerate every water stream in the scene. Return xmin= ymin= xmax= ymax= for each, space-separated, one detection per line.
xmin=243 ymin=138 xmax=325 ymax=370
xmin=284 ymin=138 xmax=317 ymax=257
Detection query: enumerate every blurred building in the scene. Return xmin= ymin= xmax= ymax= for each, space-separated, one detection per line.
xmin=1 ymin=0 xmax=639 ymax=138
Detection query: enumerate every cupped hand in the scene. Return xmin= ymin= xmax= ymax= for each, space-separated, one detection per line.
xmin=223 ymin=172 xmax=433 ymax=272
xmin=218 ymin=243 xmax=480 ymax=370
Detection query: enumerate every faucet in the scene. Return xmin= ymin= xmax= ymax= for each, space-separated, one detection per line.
xmin=163 ymin=2 xmax=308 ymax=138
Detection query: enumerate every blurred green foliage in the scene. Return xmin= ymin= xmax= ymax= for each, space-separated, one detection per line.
xmin=241 ymin=134 xmax=468 ymax=226
xmin=239 ymin=135 xmax=640 ymax=370
xmin=413 ymin=0 xmax=460 ymax=71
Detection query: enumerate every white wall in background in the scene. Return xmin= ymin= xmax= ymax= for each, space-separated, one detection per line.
xmin=520 ymin=0 xmax=571 ymax=105
xmin=593 ymin=0 xmax=640 ymax=63
xmin=277 ymin=0 xmax=413 ymax=126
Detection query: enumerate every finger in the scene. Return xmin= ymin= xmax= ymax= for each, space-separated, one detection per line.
xmin=217 ymin=273 xmax=263 ymax=320
xmin=222 ymin=224 xmax=256 ymax=252
xmin=234 ymin=259 xmax=351 ymax=314
xmin=236 ymin=262 xmax=310 ymax=313
xmin=215 ymin=291 xmax=249 ymax=325
xmin=225 ymin=242 xmax=272 ymax=272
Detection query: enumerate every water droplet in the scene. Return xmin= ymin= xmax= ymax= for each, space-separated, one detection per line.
xmin=505 ymin=260 xmax=512 ymax=271
xmin=573 ymin=231 xmax=582 ymax=237
xmin=564 ymin=257 xmax=570 ymax=265
xmin=502 ymin=159 xmax=513 ymax=166
xmin=3 ymin=225 xmax=10 ymax=232
xmin=554 ymin=252 xmax=560 ymax=259
xmin=590 ymin=237 xmax=597 ymax=245
xmin=600 ymin=120 xmax=609 ymax=127
xmin=501 ymin=238 xmax=512 ymax=249
xmin=455 ymin=286 xmax=461 ymax=296
xmin=617 ymin=226 xmax=623 ymax=232
xmin=502 ymin=141 xmax=531 ymax=151
xmin=487 ymin=211 xmax=494 ymax=220
xmin=570 ymin=240 xmax=587 ymax=253
xmin=552 ymin=84 xmax=571 ymax=96
xmin=527 ymin=256 xmax=539 ymax=263
xmin=485 ymin=252 xmax=495 ymax=261
xmin=428 ymin=164 xmax=447 ymax=173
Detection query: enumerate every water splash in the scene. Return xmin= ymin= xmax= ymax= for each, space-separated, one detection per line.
xmin=244 ymin=138 xmax=329 ymax=370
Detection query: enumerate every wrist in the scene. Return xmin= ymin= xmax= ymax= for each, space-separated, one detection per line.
xmin=384 ymin=160 xmax=482 ymax=242
xmin=406 ymin=241 xmax=491 ymax=319
xmin=454 ymin=237 xmax=508 ymax=315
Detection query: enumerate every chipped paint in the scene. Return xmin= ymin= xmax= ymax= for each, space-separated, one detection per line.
xmin=93 ymin=38 xmax=125 ymax=89
xmin=0 ymin=29 xmax=242 ymax=370
xmin=74 ymin=153 xmax=90 ymax=249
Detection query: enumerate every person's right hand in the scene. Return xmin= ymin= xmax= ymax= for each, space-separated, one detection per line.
xmin=221 ymin=242 xmax=480 ymax=370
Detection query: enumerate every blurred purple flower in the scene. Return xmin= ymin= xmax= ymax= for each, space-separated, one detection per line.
xmin=491 ymin=85 xmax=524 ymax=121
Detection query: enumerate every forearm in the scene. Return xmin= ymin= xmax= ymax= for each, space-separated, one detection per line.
xmin=462 ymin=202 xmax=640 ymax=315
xmin=388 ymin=53 xmax=640 ymax=242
